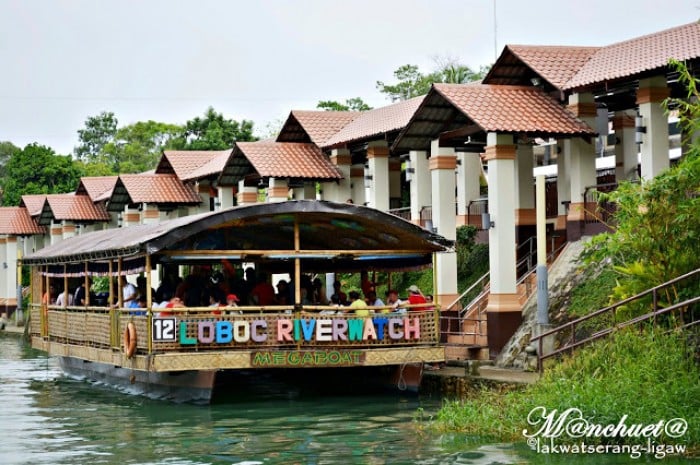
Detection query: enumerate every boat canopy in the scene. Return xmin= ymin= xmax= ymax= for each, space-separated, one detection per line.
xmin=23 ymin=200 xmax=453 ymax=275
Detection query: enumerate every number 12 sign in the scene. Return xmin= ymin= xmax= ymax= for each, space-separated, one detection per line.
xmin=152 ymin=318 xmax=176 ymax=342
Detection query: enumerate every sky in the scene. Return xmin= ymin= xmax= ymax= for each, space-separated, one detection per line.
xmin=1 ymin=0 xmax=698 ymax=155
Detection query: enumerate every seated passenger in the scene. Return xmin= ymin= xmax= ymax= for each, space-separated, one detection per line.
xmin=348 ymin=290 xmax=371 ymax=317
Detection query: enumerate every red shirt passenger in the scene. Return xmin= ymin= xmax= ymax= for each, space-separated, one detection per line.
xmin=406 ymin=285 xmax=430 ymax=310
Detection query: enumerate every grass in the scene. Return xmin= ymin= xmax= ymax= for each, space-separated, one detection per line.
xmin=431 ymin=329 xmax=700 ymax=452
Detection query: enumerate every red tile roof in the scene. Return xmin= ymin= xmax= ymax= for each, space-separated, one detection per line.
xmin=20 ymin=195 xmax=47 ymax=217
xmin=183 ymin=150 xmax=231 ymax=181
xmin=223 ymin=142 xmax=342 ymax=183
xmin=76 ymin=176 xmax=118 ymax=202
xmin=41 ymin=194 xmax=111 ymax=223
xmin=115 ymin=174 xmax=202 ymax=205
xmin=323 ymin=96 xmax=424 ymax=148
xmin=565 ymin=21 xmax=700 ymax=90
xmin=277 ymin=111 xmax=359 ymax=146
xmin=157 ymin=150 xmax=232 ymax=180
xmin=503 ymin=45 xmax=601 ymax=89
xmin=433 ymin=83 xmax=594 ymax=134
xmin=0 ymin=207 xmax=46 ymax=235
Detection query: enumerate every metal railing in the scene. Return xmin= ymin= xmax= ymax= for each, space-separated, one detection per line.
xmin=531 ymin=267 xmax=700 ymax=372
xmin=388 ymin=207 xmax=411 ymax=221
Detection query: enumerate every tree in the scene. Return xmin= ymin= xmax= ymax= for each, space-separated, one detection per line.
xmin=169 ymin=107 xmax=256 ymax=150
xmin=316 ymin=97 xmax=372 ymax=112
xmin=74 ymin=111 xmax=118 ymax=163
xmin=0 ymin=143 xmax=83 ymax=206
xmin=110 ymin=120 xmax=182 ymax=173
xmin=0 ymin=141 xmax=19 ymax=178
xmin=376 ymin=62 xmax=490 ymax=102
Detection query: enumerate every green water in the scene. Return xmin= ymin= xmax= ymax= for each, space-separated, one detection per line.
xmin=0 ymin=334 xmax=695 ymax=464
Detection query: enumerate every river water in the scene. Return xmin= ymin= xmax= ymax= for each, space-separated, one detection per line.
xmin=1 ymin=333 xmax=694 ymax=465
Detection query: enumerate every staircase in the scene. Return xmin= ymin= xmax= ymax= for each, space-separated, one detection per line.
xmin=531 ymin=267 xmax=700 ymax=372
xmin=442 ymin=238 xmax=566 ymax=361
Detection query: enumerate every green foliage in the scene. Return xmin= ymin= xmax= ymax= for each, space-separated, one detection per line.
xmin=376 ymin=62 xmax=490 ymax=101
xmin=0 ymin=140 xmax=20 ymax=179
xmin=665 ymin=58 xmax=700 ymax=156
xmin=567 ymin=265 xmax=618 ymax=318
xmin=434 ymin=329 xmax=700 ymax=450
xmin=0 ymin=143 xmax=83 ymax=206
xmin=74 ymin=111 xmax=118 ymax=163
xmin=169 ymin=107 xmax=256 ymax=150
xmin=456 ymin=226 xmax=489 ymax=302
xmin=316 ymin=97 xmax=372 ymax=112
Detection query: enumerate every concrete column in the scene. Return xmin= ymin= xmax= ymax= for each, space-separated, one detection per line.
xmin=555 ymin=140 xmax=569 ymax=232
xmin=366 ymin=141 xmax=390 ymax=211
xmin=612 ymin=110 xmax=638 ymax=181
xmin=267 ymin=177 xmax=289 ymax=203
xmin=122 ymin=206 xmax=140 ymax=228
xmin=217 ymin=186 xmax=235 ymax=210
xmin=50 ymin=221 xmax=63 ymax=245
xmin=429 ymin=139 xmax=458 ymax=307
xmin=237 ymin=180 xmax=259 ymax=206
xmin=141 ymin=203 xmax=160 ymax=225
xmin=5 ymin=236 xmax=17 ymax=312
xmin=350 ymin=164 xmax=366 ymax=205
xmin=198 ymin=182 xmax=212 ymax=211
xmin=515 ymin=143 xmax=535 ymax=243
xmin=321 ymin=149 xmax=352 ymax=203
xmin=484 ymin=132 xmax=520 ymax=356
xmin=409 ymin=150 xmax=431 ymax=225
xmin=0 ymin=237 xmax=6 ymax=310
xmin=62 ymin=221 xmax=76 ymax=240
xmin=637 ymin=76 xmax=670 ymax=180
xmin=292 ymin=183 xmax=317 ymax=200
xmin=565 ymin=92 xmax=597 ymax=241
xmin=456 ymin=152 xmax=481 ymax=227
xmin=389 ymin=158 xmax=401 ymax=207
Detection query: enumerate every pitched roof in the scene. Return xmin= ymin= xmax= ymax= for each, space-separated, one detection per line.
xmin=277 ymin=111 xmax=359 ymax=146
xmin=393 ymin=83 xmax=594 ymax=151
xmin=107 ymin=174 xmax=202 ymax=212
xmin=20 ymin=194 xmax=48 ymax=216
xmin=484 ymin=45 xmax=601 ymax=89
xmin=38 ymin=194 xmax=111 ymax=225
xmin=218 ymin=142 xmax=343 ymax=186
xmin=323 ymin=96 xmax=424 ymax=148
xmin=182 ymin=150 xmax=231 ymax=181
xmin=156 ymin=150 xmax=232 ymax=180
xmin=0 ymin=207 xmax=46 ymax=235
xmin=75 ymin=176 xmax=118 ymax=202
xmin=434 ymin=83 xmax=593 ymax=134
xmin=565 ymin=21 xmax=700 ymax=90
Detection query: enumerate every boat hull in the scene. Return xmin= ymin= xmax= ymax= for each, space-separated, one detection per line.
xmin=58 ymin=356 xmax=216 ymax=404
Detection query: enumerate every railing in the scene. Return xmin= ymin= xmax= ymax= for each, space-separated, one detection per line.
xmin=531 ymin=267 xmax=700 ymax=372
xmin=420 ymin=206 xmax=432 ymax=225
xmin=388 ymin=207 xmax=411 ymax=221
xmin=583 ymin=181 xmax=619 ymax=226
xmin=31 ymin=303 xmax=442 ymax=356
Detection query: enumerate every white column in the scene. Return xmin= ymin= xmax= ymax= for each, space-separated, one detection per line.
xmin=141 ymin=203 xmax=160 ymax=224
xmin=350 ymin=164 xmax=366 ymax=205
xmin=555 ymin=140 xmax=569 ymax=231
xmin=5 ymin=236 xmax=18 ymax=310
xmin=613 ymin=110 xmax=639 ymax=181
xmin=456 ymin=152 xmax=481 ymax=226
xmin=62 ymin=221 xmax=76 ymax=240
xmin=123 ymin=206 xmax=140 ymax=228
xmin=321 ymin=149 xmax=351 ymax=203
xmin=267 ymin=177 xmax=289 ymax=203
xmin=565 ymin=92 xmax=597 ymax=241
xmin=637 ymin=76 xmax=670 ymax=180
xmin=237 ymin=180 xmax=259 ymax=206
xmin=0 ymin=237 xmax=7 ymax=308
xmin=515 ymin=143 xmax=535 ymax=227
xmin=409 ymin=150 xmax=431 ymax=225
xmin=217 ymin=186 xmax=235 ymax=210
xmin=50 ymin=221 xmax=63 ymax=245
xmin=366 ymin=141 xmax=390 ymax=211
xmin=389 ymin=158 xmax=401 ymax=207
xmin=484 ymin=133 xmax=520 ymax=355
xmin=292 ymin=183 xmax=317 ymax=200
xmin=429 ymin=139 xmax=458 ymax=306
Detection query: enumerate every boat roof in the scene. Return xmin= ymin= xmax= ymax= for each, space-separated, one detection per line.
xmin=23 ymin=200 xmax=452 ymax=273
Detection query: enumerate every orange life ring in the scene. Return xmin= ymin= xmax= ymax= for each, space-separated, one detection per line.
xmin=123 ymin=322 xmax=137 ymax=358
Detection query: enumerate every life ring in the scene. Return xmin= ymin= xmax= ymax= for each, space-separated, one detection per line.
xmin=123 ymin=322 xmax=137 ymax=358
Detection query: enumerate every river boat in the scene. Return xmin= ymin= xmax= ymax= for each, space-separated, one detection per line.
xmin=24 ymin=200 xmax=451 ymax=403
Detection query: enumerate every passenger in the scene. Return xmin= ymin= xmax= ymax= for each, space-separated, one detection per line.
xmin=330 ymin=281 xmax=347 ymax=306
xmin=120 ymin=276 xmax=138 ymax=306
xmin=250 ymin=272 xmax=276 ymax=306
xmin=312 ymin=277 xmax=327 ymax=304
xmin=207 ymin=290 xmax=223 ymax=315
xmin=406 ymin=285 xmax=429 ymax=311
xmin=226 ymin=293 xmax=242 ymax=315
xmin=275 ymin=280 xmax=290 ymax=305
xmin=360 ymin=270 xmax=375 ymax=297
xmin=55 ymin=288 xmax=73 ymax=307
xmin=74 ymin=278 xmax=92 ymax=307
xmin=386 ymin=289 xmax=406 ymax=313
xmin=348 ymin=290 xmax=371 ymax=317
xmin=42 ymin=284 xmax=56 ymax=306
xmin=159 ymin=296 xmax=185 ymax=317
xmin=366 ymin=290 xmax=385 ymax=308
